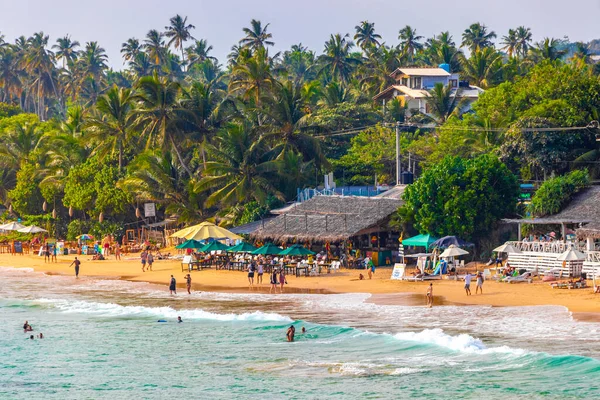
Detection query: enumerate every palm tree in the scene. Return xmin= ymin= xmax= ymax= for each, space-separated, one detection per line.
xmin=515 ymin=26 xmax=532 ymax=58
xmin=280 ymin=45 xmax=316 ymax=84
xmin=121 ymin=38 xmax=141 ymax=64
xmin=0 ymin=48 xmax=23 ymax=103
xmin=133 ymin=72 xmax=192 ymax=176
xmin=240 ymin=19 xmax=274 ymax=50
xmin=21 ymin=32 xmax=60 ymax=119
xmin=360 ymin=45 xmax=401 ymax=95
xmin=118 ymin=150 xmax=202 ymax=223
xmin=423 ymin=83 xmax=465 ymax=124
xmin=186 ymin=39 xmax=217 ymax=68
xmin=164 ymin=14 xmax=195 ymax=65
xmin=144 ymin=29 xmax=166 ymax=65
xmin=461 ymin=23 xmax=496 ymax=53
xmin=398 ymin=25 xmax=423 ymax=62
xmin=530 ymin=38 xmax=567 ymax=62
xmin=79 ymin=41 xmax=108 ymax=81
xmin=0 ymin=122 xmax=46 ymax=168
xmin=228 ymin=47 xmax=274 ymax=105
xmin=319 ymin=34 xmax=361 ymax=83
xmin=52 ymin=35 xmax=80 ymax=68
xmin=354 ymin=21 xmax=382 ymax=50
xmin=129 ymin=52 xmax=154 ymax=78
xmin=501 ymin=29 xmax=518 ymax=58
xmin=85 ymin=86 xmax=135 ymax=169
xmin=195 ymin=123 xmax=283 ymax=207
xmin=460 ymin=47 xmax=503 ymax=88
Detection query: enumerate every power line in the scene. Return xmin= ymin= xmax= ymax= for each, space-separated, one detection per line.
xmin=313 ymin=120 xmax=600 ymax=139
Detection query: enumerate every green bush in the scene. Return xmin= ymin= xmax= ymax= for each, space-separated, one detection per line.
xmin=528 ymin=169 xmax=589 ymax=217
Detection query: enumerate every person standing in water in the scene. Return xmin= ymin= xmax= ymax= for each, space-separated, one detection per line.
xmin=69 ymin=257 xmax=81 ymax=278
xmin=426 ymin=283 xmax=433 ymax=308
xmin=286 ymin=325 xmax=295 ymax=342
xmin=169 ymin=275 xmax=177 ymax=295
xmin=184 ymin=274 xmax=192 ymax=294
xmin=147 ymin=252 xmax=154 ymax=272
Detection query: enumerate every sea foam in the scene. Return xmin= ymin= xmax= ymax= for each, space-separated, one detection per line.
xmin=394 ymin=328 xmax=527 ymax=355
xmin=35 ymin=298 xmax=293 ymax=322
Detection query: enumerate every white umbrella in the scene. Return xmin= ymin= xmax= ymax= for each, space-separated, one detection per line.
xmin=0 ymin=221 xmax=26 ymax=231
xmin=439 ymin=245 xmax=469 ymax=258
xmin=557 ymin=248 xmax=586 ymax=261
xmin=493 ymin=243 xmax=522 ymax=254
xmin=17 ymin=225 xmax=48 ymax=234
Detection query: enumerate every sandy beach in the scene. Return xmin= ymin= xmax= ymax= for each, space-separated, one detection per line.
xmin=2 ymin=252 xmax=600 ymax=315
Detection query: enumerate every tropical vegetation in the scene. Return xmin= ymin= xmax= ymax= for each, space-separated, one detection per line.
xmin=0 ymin=17 xmax=599 ymax=241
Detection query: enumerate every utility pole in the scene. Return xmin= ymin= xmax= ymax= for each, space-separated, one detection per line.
xmin=396 ymin=121 xmax=401 ymax=185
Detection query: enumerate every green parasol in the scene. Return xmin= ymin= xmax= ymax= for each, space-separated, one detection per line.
xmin=251 ymin=243 xmax=283 ymax=255
xmin=279 ymin=244 xmax=316 ymax=256
xmin=175 ymin=239 xmax=204 ymax=249
xmin=227 ymin=242 xmax=258 ymax=253
xmin=199 ymin=241 xmax=230 ymax=253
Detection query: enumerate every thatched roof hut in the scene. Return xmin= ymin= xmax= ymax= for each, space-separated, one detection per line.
xmin=503 ymin=186 xmax=600 ymax=239
xmin=251 ymin=195 xmax=402 ymax=243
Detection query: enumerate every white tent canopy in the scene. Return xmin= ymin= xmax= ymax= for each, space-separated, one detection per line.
xmin=17 ymin=225 xmax=48 ymax=234
xmin=0 ymin=222 xmax=26 ymax=231
xmin=493 ymin=243 xmax=522 ymax=254
xmin=440 ymin=245 xmax=469 ymax=258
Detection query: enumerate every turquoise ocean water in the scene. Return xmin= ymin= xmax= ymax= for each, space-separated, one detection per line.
xmin=1 ymin=266 xmax=600 ymax=399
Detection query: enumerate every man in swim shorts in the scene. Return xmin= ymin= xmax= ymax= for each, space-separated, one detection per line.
xmin=169 ymin=275 xmax=177 ymax=295
xmin=69 ymin=257 xmax=81 ymax=277
xmin=464 ymin=272 xmax=472 ymax=296
xmin=426 ymin=283 xmax=433 ymax=308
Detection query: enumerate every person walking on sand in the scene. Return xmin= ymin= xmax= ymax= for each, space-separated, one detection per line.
xmin=69 ymin=257 xmax=81 ymax=278
xmin=464 ymin=272 xmax=472 ymax=296
xmin=184 ymin=274 xmax=192 ymax=294
xmin=476 ymin=271 xmax=484 ymax=294
xmin=141 ymin=250 xmax=147 ymax=272
xmin=368 ymin=259 xmax=375 ymax=279
xmin=169 ymin=275 xmax=177 ymax=295
xmin=147 ymin=252 xmax=154 ymax=272
xmin=44 ymin=243 xmax=50 ymax=263
xmin=270 ymin=268 xmax=279 ymax=293
xmin=279 ymin=268 xmax=287 ymax=293
xmin=257 ymin=262 xmax=264 ymax=285
xmin=115 ymin=242 xmax=121 ymax=261
xmin=247 ymin=262 xmax=255 ymax=287
xmin=426 ymin=283 xmax=433 ymax=308
xmin=51 ymin=245 xmax=57 ymax=263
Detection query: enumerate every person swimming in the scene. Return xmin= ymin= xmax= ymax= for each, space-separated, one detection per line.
xmin=177 ymin=316 xmax=183 ymax=323
xmin=301 ymin=327 xmax=306 ymax=334
xmin=23 ymin=321 xmax=33 ymax=332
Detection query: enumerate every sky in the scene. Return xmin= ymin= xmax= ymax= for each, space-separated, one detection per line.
xmin=1 ymin=0 xmax=599 ymax=69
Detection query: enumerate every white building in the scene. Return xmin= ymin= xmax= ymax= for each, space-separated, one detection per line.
xmin=373 ymin=66 xmax=483 ymax=118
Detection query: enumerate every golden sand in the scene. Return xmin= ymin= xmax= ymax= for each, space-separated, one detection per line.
xmin=2 ymin=252 xmax=600 ymax=314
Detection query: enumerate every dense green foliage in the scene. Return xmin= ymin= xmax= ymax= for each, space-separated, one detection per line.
xmin=396 ymin=155 xmax=519 ymax=241
xmin=0 ymin=18 xmax=599 ymax=238
xmin=528 ymin=170 xmax=590 ymax=217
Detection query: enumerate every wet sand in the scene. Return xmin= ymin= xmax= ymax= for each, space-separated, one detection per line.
xmin=2 ymin=252 xmax=600 ymax=314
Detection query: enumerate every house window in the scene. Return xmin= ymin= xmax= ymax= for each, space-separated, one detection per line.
xmin=450 ymin=79 xmax=458 ymax=88
xmin=401 ymin=77 xmax=408 ymax=86
xmin=410 ymin=77 xmax=422 ymax=89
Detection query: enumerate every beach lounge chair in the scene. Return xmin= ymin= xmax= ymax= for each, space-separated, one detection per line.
xmin=483 ymin=269 xmax=492 ymax=280
xmin=505 ymin=272 xmax=532 ymax=284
